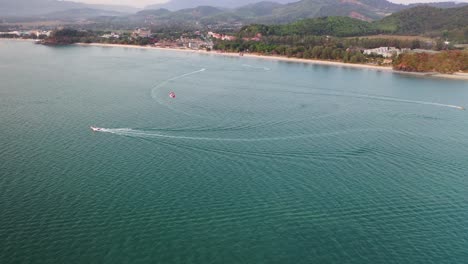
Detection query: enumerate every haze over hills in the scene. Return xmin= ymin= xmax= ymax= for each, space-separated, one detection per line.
xmin=407 ymin=1 xmax=468 ymax=8
xmin=0 ymin=0 xmax=467 ymax=25
xmin=0 ymin=0 xmax=138 ymax=17
xmin=145 ymin=0 xmax=468 ymax=12
xmin=41 ymin=8 xmax=127 ymax=20
xmin=120 ymin=0 xmax=468 ymax=26
xmin=91 ymin=0 xmax=468 ymax=25
xmin=145 ymin=0 xmax=297 ymax=11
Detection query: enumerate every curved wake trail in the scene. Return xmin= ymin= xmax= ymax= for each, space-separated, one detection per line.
xmin=346 ymin=94 xmax=465 ymax=111
xmin=150 ymin=68 xmax=206 ymax=100
xmin=93 ymin=66 xmax=464 ymax=141
xmin=150 ymin=68 xmax=207 ymax=117
xmin=150 ymin=66 xmax=464 ymax=112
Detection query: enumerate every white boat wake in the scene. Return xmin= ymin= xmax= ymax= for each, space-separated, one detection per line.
xmin=150 ymin=68 xmax=206 ymax=101
xmin=91 ymin=65 xmax=465 ymax=140
xmin=242 ymin=64 xmax=271 ymax=71
xmin=337 ymin=93 xmax=465 ymax=111
xmin=89 ymin=127 xmax=382 ymax=142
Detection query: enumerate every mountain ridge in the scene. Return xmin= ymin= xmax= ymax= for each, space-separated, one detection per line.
xmin=0 ymin=0 xmax=138 ymax=17
xmin=145 ymin=0 xmax=296 ymax=11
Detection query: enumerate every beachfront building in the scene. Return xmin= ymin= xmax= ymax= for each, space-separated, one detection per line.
xmin=0 ymin=31 xmax=20 ymax=37
xmin=208 ymin=31 xmax=237 ymax=41
xmin=101 ymin=32 xmax=120 ymax=39
xmin=132 ymin=28 xmax=151 ymax=38
xmin=189 ymin=39 xmax=211 ymax=50
xmin=37 ymin=31 xmax=52 ymax=37
xmin=363 ymin=47 xmax=410 ymax=58
xmin=177 ymin=36 xmax=212 ymax=50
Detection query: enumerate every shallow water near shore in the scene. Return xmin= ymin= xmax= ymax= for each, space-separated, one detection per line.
xmin=1 ymin=39 xmax=468 ymax=263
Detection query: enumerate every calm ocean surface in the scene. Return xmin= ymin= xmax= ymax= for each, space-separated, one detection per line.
xmin=1 ymin=40 xmax=467 ymax=263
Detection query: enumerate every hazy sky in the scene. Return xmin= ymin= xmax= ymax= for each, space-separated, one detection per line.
xmin=75 ymin=0 xmax=166 ymax=7
xmin=73 ymin=0 xmax=468 ymax=8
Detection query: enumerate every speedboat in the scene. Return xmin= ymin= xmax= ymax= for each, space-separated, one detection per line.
xmin=90 ymin=126 xmax=103 ymax=132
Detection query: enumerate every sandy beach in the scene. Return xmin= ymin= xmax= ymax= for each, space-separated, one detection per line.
xmin=75 ymin=43 xmax=394 ymax=71
xmin=74 ymin=43 xmax=468 ymax=81
xmin=2 ymin=39 xmax=466 ymax=81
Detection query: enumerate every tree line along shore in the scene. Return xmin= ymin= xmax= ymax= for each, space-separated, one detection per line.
xmin=2 ymin=4 xmax=467 ymax=75
xmin=1 ymin=26 xmax=466 ymax=75
xmin=16 ymin=27 xmax=464 ymax=75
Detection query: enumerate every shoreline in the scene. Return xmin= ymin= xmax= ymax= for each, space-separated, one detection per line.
xmin=75 ymin=43 xmax=468 ymax=81
xmin=74 ymin=43 xmax=394 ymax=72
xmin=0 ymin=38 xmax=36 ymax=42
xmin=2 ymin=39 xmax=467 ymax=81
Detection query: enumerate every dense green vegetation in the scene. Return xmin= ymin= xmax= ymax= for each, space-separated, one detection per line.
xmin=215 ymin=36 xmax=378 ymax=65
xmin=377 ymin=5 xmax=468 ymax=43
xmin=378 ymin=5 xmax=468 ymax=34
xmin=236 ymin=6 xmax=468 ymax=42
xmin=41 ymin=28 xmax=90 ymax=45
xmin=36 ymin=4 xmax=468 ymax=74
xmin=212 ymin=8 xmax=468 ymax=72
xmin=84 ymin=1 xmax=466 ymax=36
xmin=145 ymin=0 xmax=395 ymax=24
xmin=239 ymin=17 xmax=382 ymax=38
xmin=39 ymin=26 xmax=207 ymax=47
xmin=393 ymin=50 xmax=468 ymax=73
xmin=41 ymin=29 xmax=159 ymax=46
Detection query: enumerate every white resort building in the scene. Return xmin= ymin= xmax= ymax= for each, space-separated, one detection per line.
xmin=363 ymin=47 xmax=410 ymax=58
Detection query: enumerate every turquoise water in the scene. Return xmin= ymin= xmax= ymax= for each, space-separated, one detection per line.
xmin=1 ymin=40 xmax=467 ymax=263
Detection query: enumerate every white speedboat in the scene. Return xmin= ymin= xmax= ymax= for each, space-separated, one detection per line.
xmin=90 ymin=126 xmax=103 ymax=132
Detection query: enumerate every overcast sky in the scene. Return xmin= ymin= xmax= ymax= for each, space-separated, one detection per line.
xmin=73 ymin=0 xmax=468 ymax=8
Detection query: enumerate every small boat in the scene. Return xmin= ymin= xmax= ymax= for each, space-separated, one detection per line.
xmin=169 ymin=92 xmax=176 ymax=98
xmin=90 ymin=126 xmax=103 ymax=132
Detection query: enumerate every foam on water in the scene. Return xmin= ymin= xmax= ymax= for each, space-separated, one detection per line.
xmin=242 ymin=64 xmax=271 ymax=71
xmin=94 ymin=127 xmax=408 ymax=142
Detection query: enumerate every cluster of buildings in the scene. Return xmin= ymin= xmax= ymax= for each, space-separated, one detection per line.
xmin=98 ymin=29 xmax=262 ymax=50
xmin=0 ymin=30 xmax=52 ymax=38
xmin=132 ymin=28 xmax=151 ymax=38
xmin=207 ymin=31 xmax=263 ymax=42
xmin=101 ymin=32 xmax=120 ymax=39
xmin=363 ymin=47 xmax=410 ymax=58
xmin=154 ymin=36 xmax=213 ymax=50
xmin=179 ymin=36 xmax=213 ymax=50
xmin=207 ymin=31 xmax=237 ymax=41
xmin=100 ymin=29 xmax=152 ymax=40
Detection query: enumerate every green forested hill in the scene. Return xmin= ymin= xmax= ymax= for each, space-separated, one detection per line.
xmin=240 ymin=17 xmax=379 ymax=37
xmin=377 ymin=5 xmax=468 ymax=34
xmin=237 ymin=5 xmax=467 ymax=40
xmin=134 ymin=0 xmax=405 ymax=25
xmin=44 ymin=2 xmax=467 ymax=42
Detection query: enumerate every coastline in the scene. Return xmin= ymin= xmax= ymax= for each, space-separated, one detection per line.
xmin=75 ymin=43 xmax=468 ymax=81
xmin=393 ymin=71 xmax=468 ymax=81
xmin=75 ymin=43 xmax=394 ymax=72
xmin=2 ymin=39 xmax=467 ymax=81
xmin=0 ymin=38 xmax=36 ymax=42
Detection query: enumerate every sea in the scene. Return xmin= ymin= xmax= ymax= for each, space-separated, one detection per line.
xmin=1 ymin=39 xmax=467 ymax=263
